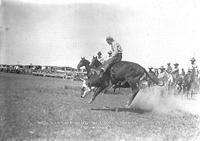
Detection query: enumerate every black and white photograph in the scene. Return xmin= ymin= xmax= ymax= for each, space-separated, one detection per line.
xmin=0 ymin=0 xmax=200 ymax=140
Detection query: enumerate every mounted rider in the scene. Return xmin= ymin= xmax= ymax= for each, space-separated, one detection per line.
xmin=190 ymin=57 xmax=198 ymax=74
xmin=181 ymin=68 xmax=186 ymax=77
xmin=190 ymin=57 xmax=199 ymax=84
xmin=148 ymin=66 xmax=154 ymax=74
xmin=158 ymin=66 xmax=166 ymax=79
xmin=154 ymin=68 xmax=159 ymax=77
xmin=190 ymin=57 xmax=197 ymax=68
xmin=97 ymin=51 xmax=104 ymax=64
xmin=148 ymin=66 xmax=156 ymax=78
xmin=147 ymin=66 xmax=156 ymax=86
xmin=97 ymin=36 xmax=123 ymax=77
xmin=166 ymin=63 xmax=172 ymax=73
xmin=172 ymin=63 xmax=179 ymax=75
xmin=172 ymin=63 xmax=179 ymax=83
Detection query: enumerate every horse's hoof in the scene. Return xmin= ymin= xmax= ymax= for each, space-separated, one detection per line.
xmin=125 ymin=103 xmax=131 ymax=108
xmin=104 ymin=106 xmax=110 ymax=109
xmin=88 ymin=99 xmax=93 ymax=104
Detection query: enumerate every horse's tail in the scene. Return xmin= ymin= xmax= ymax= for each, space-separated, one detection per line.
xmin=143 ymin=68 xmax=164 ymax=86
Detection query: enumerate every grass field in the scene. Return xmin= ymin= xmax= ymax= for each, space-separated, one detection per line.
xmin=0 ymin=72 xmax=200 ymax=141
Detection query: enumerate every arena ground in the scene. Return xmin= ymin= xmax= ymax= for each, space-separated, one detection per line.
xmin=0 ymin=72 xmax=200 ymax=141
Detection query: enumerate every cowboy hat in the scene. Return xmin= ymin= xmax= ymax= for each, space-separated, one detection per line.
xmin=106 ymin=36 xmax=114 ymax=42
xmin=159 ymin=66 xmax=165 ymax=70
xmin=97 ymin=51 xmax=102 ymax=55
xmin=190 ymin=57 xmax=196 ymax=62
xmin=174 ymin=63 xmax=179 ymax=66
xmin=148 ymin=66 xmax=153 ymax=69
xmin=167 ymin=62 xmax=171 ymax=65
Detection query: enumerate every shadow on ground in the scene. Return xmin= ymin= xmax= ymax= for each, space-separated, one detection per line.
xmin=91 ymin=107 xmax=152 ymax=114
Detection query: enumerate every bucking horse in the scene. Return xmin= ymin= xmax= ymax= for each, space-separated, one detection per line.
xmin=78 ymin=59 xmax=164 ymax=107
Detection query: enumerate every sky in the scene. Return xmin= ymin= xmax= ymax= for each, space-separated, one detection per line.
xmin=1 ymin=0 xmax=200 ymax=70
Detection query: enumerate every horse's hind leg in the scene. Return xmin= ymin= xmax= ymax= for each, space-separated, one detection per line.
xmin=126 ymin=76 xmax=140 ymax=107
xmin=126 ymin=85 xmax=139 ymax=107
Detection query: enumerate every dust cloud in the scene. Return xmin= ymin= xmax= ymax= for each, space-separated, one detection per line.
xmin=133 ymin=86 xmax=200 ymax=116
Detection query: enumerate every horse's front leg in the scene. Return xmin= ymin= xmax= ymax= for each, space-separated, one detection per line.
xmin=88 ymin=85 xmax=108 ymax=104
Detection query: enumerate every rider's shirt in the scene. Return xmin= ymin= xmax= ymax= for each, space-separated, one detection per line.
xmin=158 ymin=70 xmax=165 ymax=78
xmin=111 ymin=41 xmax=122 ymax=57
xmin=167 ymin=66 xmax=172 ymax=73
xmin=172 ymin=68 xmax=179 ymax=74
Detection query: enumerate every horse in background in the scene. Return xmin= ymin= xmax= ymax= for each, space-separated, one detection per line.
xmin=157 ymin=69 xmax=191 ymax=95
xmin=182 ymin=69 xmax=199 ymax=98
xmin=157 ymin=70 xmax=174 ymax=91
xmin=90 ymin=56 xmax=102 ymax=69
xmin=77 ymin=56 xmax=103 ymax=77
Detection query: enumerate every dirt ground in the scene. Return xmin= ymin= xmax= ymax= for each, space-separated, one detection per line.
xmin=0 ymin=72 xmax=200 ymax=141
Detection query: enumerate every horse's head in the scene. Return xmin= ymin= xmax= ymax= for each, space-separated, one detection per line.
xmin=77 ymin=57 xmax=90 ymax=70
xmin=90 ymin=56 xmax=102 ymax=68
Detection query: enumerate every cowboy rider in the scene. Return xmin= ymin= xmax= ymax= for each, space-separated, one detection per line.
xmin=172 ymin=63 xmax=179 ymax=84
xmin=147 ymin=66 xmax=155 ymax=86
xmin=97 ymin=51 xmax=104 ymax=64
xmin=159 ymin=66 xmax=165 ymax=75
xmin=148 ymin=66 xmax=155 ymax=76
xmin=190 ymin=57 xmax=197 ymax=73
xmin=154 ymin=68 xmax=159 ymax=77
xmin=190 ymin=57 xmax=197 ymax=67
xmin=97 ymin=36 xmax=122 ymax=77
xmin=166 ymin=63 xmax=172 ymax=73
xmin=172 ymin=63 xmax=179 ymax=75
xmin=181 ymin=68 xmax=186 ymax=77
xmin=157 ymin=66 xmax=166 ymax=82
